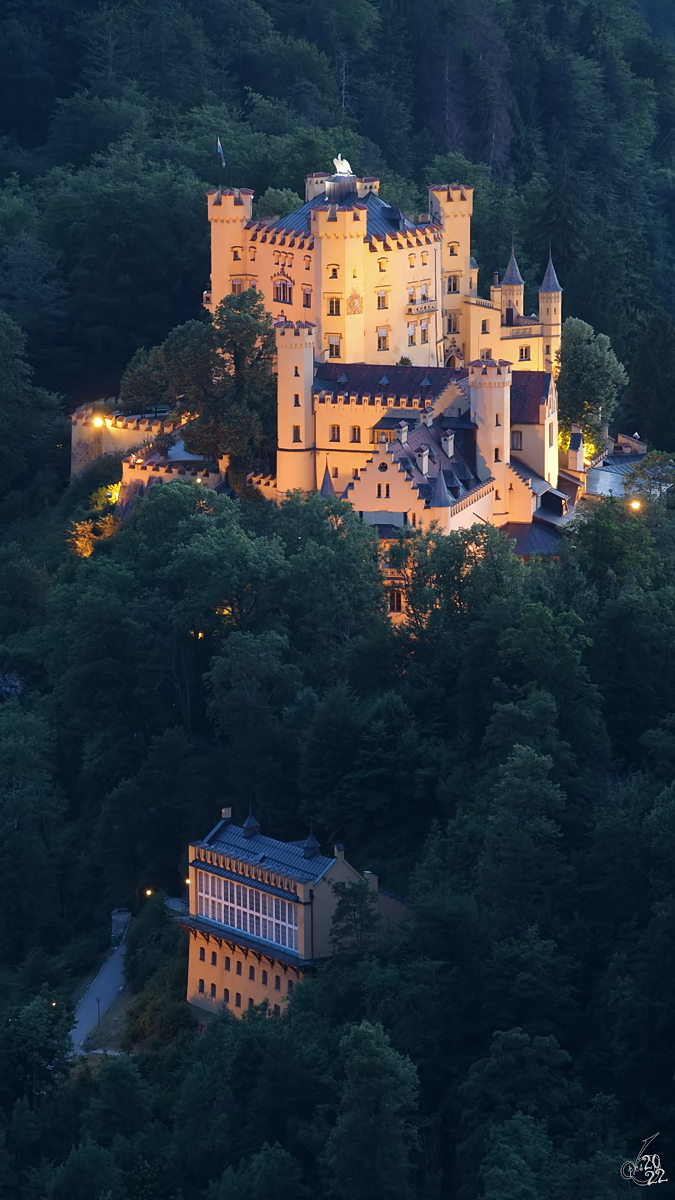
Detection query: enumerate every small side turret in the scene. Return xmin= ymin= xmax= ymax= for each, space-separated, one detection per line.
xmin=500 ymin=250 xmax=525 ymax=324
xmin=538 ymin=255 xmax=563 ymax=373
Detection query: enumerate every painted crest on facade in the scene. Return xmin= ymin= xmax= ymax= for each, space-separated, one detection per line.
xmin=347 ymin=290 xmax=363 ymax=315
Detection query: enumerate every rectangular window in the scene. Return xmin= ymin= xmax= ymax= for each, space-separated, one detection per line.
xmin=231 ymin=280 xmax=242 ymax=296
xmin=224 ymin=988 xmax=229 ymax=1002
xmin=350 ymin=426 xmax=361 ymax=443
xmin=210 ymin=982 xmax=216 ymax=998
xmin=294 ymin=393 xmax=300 ymax=407
xmin=233 ymin=249 xmax=241 ymax=261
xmin=328 ymin=297 xmax=341 ymax=316
xmin=549 ymin=423 xmax=554 ymax=447
xmin=377 ymin=292 xmax=388 ymax=310
xmin=408 ymin=288 xmax=416 ymax=305
xmin=225 ymin=956 xmax=230 ymax=971
xmin=328 ymin=336 xmax=341 ymax=359
xmin=519 ymin=345 xmax=531 ymax=361
xmin=377 ymin=483 xmax=381 ymax=498
xmin=377 ymin=329 xmax=389 ymax=351
xmin=448 ymin=314 xmax=459 ymax=334
xmin=494 ymin=448 xmax=501 ymax=462
xmin=273 ymin=280 xmax=292 ymax=304
xmin=292 ymin=425 xmax=301 ymax=443
xmin=248 ymin=997 xmax=254 ymax=1009
xmin=273 ymin=1004 xmax=280 ymax=1016
xmin=330 ymin=266 xmax=338 ymax=278
xmin=389 ymin=589 xmax=402 ymax=613
xmin=448 ymin=276 xmax=459 ymax=293
xmin=288 ymin=979 xmax=295 ymax=994
xmin=199 ymin=946 xmax=205 ymax=961
xmin=236 ymin=961 xmax=242 ymax=975
xmin=330 ymin=424 xmax=340 ymax=442
xmin=211 ymin=951 xmax=217 ymax=965
xmin=198 ymin=979 xmax=204 ymax=993
xmin=408 ymin=324 xmax=416 ymax=346
xmin=421 ymin=322 xmax=429 ymax=344
xmin=235 ymin=993 xmax=241 ymax=1007
xmin=303 ymin=289 xmax=312 ymax=308
xmin=262 ymin=970 xmax=268 ymax=985
xmin=421 ymin=284 xmax=428 ymax=302
xmin=385 ymin=484 xmax=390 ymax=498
xmin=275 ymin=975 xmax=281 ymax=990
xmin=481 ymin=319 xmax=489 ymax=334
xmin=249 ymin=965 xmax=255 ymax=980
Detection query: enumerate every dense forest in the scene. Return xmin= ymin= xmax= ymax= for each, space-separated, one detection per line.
xmin=3 ymin=0 xmax=675 ymax=1196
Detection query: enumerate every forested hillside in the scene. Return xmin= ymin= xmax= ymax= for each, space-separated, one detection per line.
xmin=2 ymin=0 xmax=675 ymax=407
xmin=3 ymin=0 xmax=675 ymax=1196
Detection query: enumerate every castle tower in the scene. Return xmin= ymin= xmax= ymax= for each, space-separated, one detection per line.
xmin=468 ymin=358 xmax=512 ymax=516
xmin=275 ymin=319 xmax=317 ymax=494
xmin=500 ymin=249 xmax=525 ymax=324
xmin=428 ymin=184 xmax=475 ymax=363
xmin=310 ymin=193 xmax=367 ymax=364
xmin=204 ymin=188 xmax=255 ymax=314
xmin=538 ymin=255 xmax=563 ymax=374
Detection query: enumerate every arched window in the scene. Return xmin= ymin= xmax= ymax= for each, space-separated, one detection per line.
xmin=273 ymin=280 xmax=292 ymax=304
xmin=408 ymin=254 xmax=415 ymax=267
xmin=378 ymin=258 xmax=388 ymax=273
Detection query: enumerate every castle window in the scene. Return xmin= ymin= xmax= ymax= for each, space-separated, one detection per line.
xmin=385 ymin=484 xmax=390 ymax=498
xmin=378 ymin=259 xmax=388 ymax=272
xmin=329 ymin=265 xmax=339 ymax=278
xmin=330 ymin=425 xmax=340 ymax=442
xmin=235 ymin=993 xmax=241 ymax=1007
xmin=353 ymin=468 xmax=359 ymax=479
xmin=248 ymin=997 xmax=254 ymax=1009
xmin=328 ymin=297 xmax=341 ymax=316
xmin=519 ymin=345 xmax=531 ymax=361
xmin=494 ymin=448 xmax=501 ymax=462
xmin=421 ymin=321 xmax=429 ymax=344
xmin=288 ymin=979 xmax=295 ymax=994
xmin=408 ymin=287 xmax=416 ymax=304
xmin=233 ymin=248 xmax=241 ymax=260
xmin=199 ymin=947 xmax=205 ymax=961
xmin=224 ymin=988 xmax=229 ymax=1003
xmin=448 ymin=276 xmax=459 ymax=293
xmin=495 ymin=414 xmax=501 ymax=427
xmin=328 ymin=336 xmax=341 ymax=358
xmin=303 ymin=289 xmax=312 ymax=308
xmin=211 ymin=951 xmax=217 ymax=965
xmin=421 ymin=284 xmax=428 ymax=302
xmin=377 ymin=329 xmax=389 ymax=351
xmin=275 ymin=975 xmax=281 ymax=990
xmin=294 ymin=365 xmax=299 ymax=377
xmin=250 ymin=248 xmax=256 ymax=262
xmin=198 ymin=978 xmax=204 ymax=993
xmin=231 ymin=280 xmax=242 ymax=295
xmin=412 ymin=512 xmax=416 ymax=526
xmin=332 ymin=467 xmax=338 ymax=478
xmin=480 ymin=349 xmax=491 ymax=360
xmin=304 ymin=256 xmax=311 ymax=270
xmin=236 ymin=961 xmax=242 ymax=975
xmin=351 ymin=426 xmax=361 ymax=442
xmin=262 ymin=970 xmax=268 ymax=985
xmin=273 ymin=280 xmax=292 ymax=304
xmin=549 ymin=423 xmax=554 ymax=447
xmin=390 ymin=589 xmax=402 ymax=612
xmin=273 ymin=1004 xmax=280 ymax=1016
xmin=511 ymin=430 xmax=522 ymax=451
xmin=421 ymin=252 xmax=428 ymax=265
xmin=449 ymin=243 xmax=458 ymax=256
xmin=408 ymin=324 xmax=416 ymax=346
xmin=292 ymin=426 xmax=301 ymax=443
xmin=249 ymin=965 xmax=255 ymax=980
xmin=495 ymin=491 xmax=501 ymax=501
xmin=210 ymin=982 xmax=216 ymax=997
xmin=377 ymin=484 xmax=381 ymax=498
xmin=448 ymin=313 xmax=459 ymax=333
xmin=545 ymin=343 xmax=550 ymax=355
xmin=409 ymin=254 xmax=415 ymax=267
xmin=294 ymin=394 xmax=300 ymax=407
xmin=225 ymin=956 xmax=231 ymax=970
xmin=481 ymin=319 xmax=489 ymax=334
xmin=377 ymin=291 xmax=388 ymax=310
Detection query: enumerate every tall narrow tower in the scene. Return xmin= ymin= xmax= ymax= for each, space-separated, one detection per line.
xmin=538 ymin=256 xmax=563 ymax=375
xmin=275 ymin=320 xmax=317 ymax=495
xmin=468 ymin=358 xmax=512 ymax=517
xmin=500 ymin=249 xmax=525 ymax=325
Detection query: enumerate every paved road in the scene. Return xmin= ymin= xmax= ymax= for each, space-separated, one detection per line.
xmin=72 ymin=944 xmax=126 ymax=1052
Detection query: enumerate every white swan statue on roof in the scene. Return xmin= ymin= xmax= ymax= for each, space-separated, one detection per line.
xmin=333 ymin=154 xmax=353 ymax=175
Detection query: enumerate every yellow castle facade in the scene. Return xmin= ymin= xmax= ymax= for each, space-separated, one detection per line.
xmin=207 ymin=163 xmax=566 ymax=546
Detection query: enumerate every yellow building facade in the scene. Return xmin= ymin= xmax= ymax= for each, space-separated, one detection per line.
xmin=207 ymin=165 xmax=566 ymax=545
xmin=178 ymin=808 xmax=403 ymax=1017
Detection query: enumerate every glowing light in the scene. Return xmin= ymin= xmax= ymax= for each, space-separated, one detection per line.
xmin=51 ymin=1001 xmax=57 ymax=1007
xmin=145 ymin=889 xmax=153 ymax=896
xmin=630 ymin=500 xmax=641 ymax=511
xmin=185 ymin=878 xmax=191 ymax=885
xmin=196 ymin=476 xmax=202 ymax=483
xmin=93 ymin=417 xmax=104 ymax=427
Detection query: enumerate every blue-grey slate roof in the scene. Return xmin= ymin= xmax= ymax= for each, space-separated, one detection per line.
xmin=198 ymin=817 xmax=336 ymax=886
xmin=255 ymin=189 xmax=430 ymax=241
xmin=502 ymin=251 xmax=525 ymax=287
xmin=539 ymin=256 xmax=562 ymax=292
xmin=500 ymin=521 xmax=563 ymax=556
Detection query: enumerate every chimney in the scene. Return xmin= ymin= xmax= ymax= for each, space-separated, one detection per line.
xmin=493 ymin=272 xmax=499 ymax=286
xmin=415 ymin=447 xmax=429 ymax=475
xmin=441 ymin=432 xmax=455 ymax=458
xmin=334 ymin=844 xmax=345 ymax=862
xmin=221 ymin=807 xmax=232 ymax=822
xmin=420 ymin=407 xmax=434 ymax=428
xmin=396 ymin=421 xmax=408 ymax=444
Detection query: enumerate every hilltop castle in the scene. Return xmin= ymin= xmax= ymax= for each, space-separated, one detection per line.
xmin=206 ymin=165 xmax=569 ymax=546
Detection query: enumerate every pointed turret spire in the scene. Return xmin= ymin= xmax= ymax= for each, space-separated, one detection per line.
xmin=538 ymin=254 xmax=562 ymax=293
xmin=320 ymin=463 xmax=335 ymax=497
xmin=243 ymin=807 xmax=260 ymax=838
xmin=302 ymin=823 xmax=321 ymax=858
xmin=501 ymin=249 xmax=525 ymax=287
xmin=430 ymin=468 xmax=452 ymax=508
